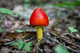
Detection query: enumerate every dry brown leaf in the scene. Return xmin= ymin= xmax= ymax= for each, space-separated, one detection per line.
xmin=2 ymin=32 xmax=36 ymax=39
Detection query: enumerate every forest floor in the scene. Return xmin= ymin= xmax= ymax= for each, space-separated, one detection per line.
xmin=0 ymin=2 xmax=80 ymax=53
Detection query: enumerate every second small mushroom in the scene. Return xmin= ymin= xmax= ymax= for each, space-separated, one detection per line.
xmin=30 ymin=8 xmax=49 ymax=42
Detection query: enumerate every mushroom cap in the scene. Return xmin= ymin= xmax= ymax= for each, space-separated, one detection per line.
xmin=30 ymin=8 xmax=49 ymax=26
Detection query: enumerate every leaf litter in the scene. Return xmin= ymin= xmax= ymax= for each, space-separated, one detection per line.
xmin=0 ymin=5 xmax=80 ymax=53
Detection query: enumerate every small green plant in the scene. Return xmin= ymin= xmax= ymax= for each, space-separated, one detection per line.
xmin=10 ymin=29 xmax=32 ymax=52
xmin=52 ymin=0 xmax=63 ymax=31
xmin=55 ymin=0 xmax=80 ymax=9
xmin=52 ymin=0 xmax=80 ymax=31
xmin=0 ymin=8 xmax=14 ymax=32
xmin=10 ymin=39 xmax=32 ymax=52
xmin=0 ymin=8 xmax=14 ymax=16
xmin=54 ymin=44 xmax=70 ymax=53
xmin=68 ymin=27 xmax=78 ymax=33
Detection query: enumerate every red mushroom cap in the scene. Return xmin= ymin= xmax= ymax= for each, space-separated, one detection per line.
xmin=30 ymin=8 xmax=49 ymax=26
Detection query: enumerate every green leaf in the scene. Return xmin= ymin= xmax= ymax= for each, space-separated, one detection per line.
xmin=10 ymin=39 xmax=23 ymax=50
xmin=10 ymin=43 xmax=19 ymax=46
xmin=55 ymin=2 xmax=79 ymax=9
xmin=18 ymin=39 xmax=23 ymax=50
xmin=16 ymin=30 xmax=24 ymax=33
xmin=0 ymin=26 xmax=3 ymax=32
xmin=54 ymin=45 xmax=70 ymax=53
xmin=24 ymin=42 xmax=32 ymax=52
xmin=56 ymin=2 xmax=77 ymax=6
xmin=68 ymin=27 xmax=78 ymax=33
xmin=0 ymin=8 xmax=14 ymax=16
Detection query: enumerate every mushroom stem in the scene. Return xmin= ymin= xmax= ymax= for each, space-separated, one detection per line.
xmin=36 ymin=26 xmax=43 ymax=42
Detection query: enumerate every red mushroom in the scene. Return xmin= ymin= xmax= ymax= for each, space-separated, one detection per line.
xmin=30 ymin=8 xmax=49 ymax=42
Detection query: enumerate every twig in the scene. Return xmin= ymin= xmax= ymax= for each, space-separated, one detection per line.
xmin=4 ymin=41 xmax=16 ymax=45
xmin=44 ymin=33 xmax=80 ymax=53
xmin=35 ymin=38 xmax=44 ymax=53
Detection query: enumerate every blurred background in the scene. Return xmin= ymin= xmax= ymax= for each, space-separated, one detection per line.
xmin=0 ymin=0 xmax=76 ymax=10
xmin=0 ymin=0 xmax=80 ymax=32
